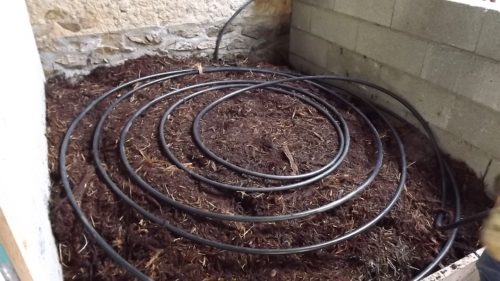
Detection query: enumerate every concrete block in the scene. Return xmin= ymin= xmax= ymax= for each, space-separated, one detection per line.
xmin=476 ymin=10 xmax=500 ymax=62
xmin=297 ymin=0 xmax=335 ymax=9
xmin=289 ymin=53 xmax=328 ymax=74
xmin=447 ymin=97 xmax=500 ymax=160
xmin=334 ymin=0 xmax=395 ymax=26
xmin=432 ymin=125 xmax=490 ymax=182
xmin=291 ymin=1 xmax=312 ymax=31
xmin=355 ymin=22 xmax=428 ymax=76
xmin=360 ymin=83 xmax=413 ymax=122
xmin=326 ymin=48 xmax=449 ymax=128
xmin=289 ymin=27 xmax=330 ymax=68
xmin=311 ymin=9 xmax=358 ymax=50
xmin=421 ymin=44 xmax=473 ymax=93
xmin=430 ymin=126 xmax=500 ymax=198
xmin=392 ymin=0 xmax=485 ymax=51
xmin=484 ymin=159 xmax=500 ymax=198
xmin=379 ymin=66 xmax=456 ymax=129
xmin=454 ymin=56 xmax=500 ymax=112
xmin=326 ymin=43 xmax=381 ymax=82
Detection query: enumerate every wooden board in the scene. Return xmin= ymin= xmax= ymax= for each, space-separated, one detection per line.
xmin=0 ymin=208 xmax=33 ymax=281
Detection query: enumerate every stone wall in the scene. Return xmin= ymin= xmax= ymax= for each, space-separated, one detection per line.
xmin=26 ymin=0 xmax=291 ymax=76
xmin=290 ymin=0 xmax=500 ymax=195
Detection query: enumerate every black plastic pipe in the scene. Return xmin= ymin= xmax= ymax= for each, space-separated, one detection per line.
xmin=58 ymin=67 xmax=462 ymax=281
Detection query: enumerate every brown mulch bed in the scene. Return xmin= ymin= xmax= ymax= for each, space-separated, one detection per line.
xmin=46 ymin=56 xmax=493 ymax=281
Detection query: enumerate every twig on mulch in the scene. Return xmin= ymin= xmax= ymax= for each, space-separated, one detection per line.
xmin=53 ymin=166 xmax=94 ymax=211
xmin=282 ymin=142 xmax=299 ymax=175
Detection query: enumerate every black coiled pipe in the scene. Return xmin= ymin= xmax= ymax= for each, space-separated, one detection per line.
xmin=59 ymin=67 xmax=460 ymax=281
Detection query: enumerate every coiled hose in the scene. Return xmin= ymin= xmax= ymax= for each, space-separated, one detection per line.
xmin=57 ymin=1 xmax=467 ymax=280
xmin=59 ymin=67 xmax=460 ymax=281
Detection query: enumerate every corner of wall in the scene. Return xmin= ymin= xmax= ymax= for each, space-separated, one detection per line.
xmin=289 ymin=0 xmax=500 ymax=194
xmin=0 ymin=1 xmax=62 ymax=280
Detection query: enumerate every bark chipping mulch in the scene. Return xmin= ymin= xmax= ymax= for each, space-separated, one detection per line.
xmin=46 ymin=56 xmax=492 ymax=281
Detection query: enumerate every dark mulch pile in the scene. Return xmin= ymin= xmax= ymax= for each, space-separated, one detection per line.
xmin=46 ymin=56 xmax=492 ymax=281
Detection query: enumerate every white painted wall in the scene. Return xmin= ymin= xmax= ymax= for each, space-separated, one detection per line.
xmin=0 ymin=1 xmax=62 ymax=280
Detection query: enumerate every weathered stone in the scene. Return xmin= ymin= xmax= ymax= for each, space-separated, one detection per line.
xmin=77 ymin=37 xmax=101 ymax=53
xmin=55 ymin=54 xmax=88 ymax=68
xmin=242 ymin=25 xmax=274 ymax=39
xmin=156 ymin=48 xmax=170 ymax=55
xmin=127 ymin=34 xmax=161 ymax=45
xmin=118 ymin=0 xmax=130 ymax=13
xmin=127 ymin=35 xmax=147 ymax=44
xmin=169 ymin=24 xmax=203 ymax=39
xmin=197 ymin=52 xmax=210 ymax=58
xmin=168 ymin=41 xmax=194 ymax=51
xmin=44 ymin=8 xmax=69 ymax=20
xmin=57 ymin=21 xmax=81 ymax=32
xmin=26 ymin=0 xmax=291 ymax=76
xmin=227 ymin=38 xmax=252 ymax=50
xmin=170 ymin=51 xmax=192 ymax=60
xmin=77 ymin=17 xmax=95 ymax=30
xmin=100 ymin=33 xmax=124 ymax=47
xmin=250 ymin=37 xmax=275 ymax=50
xmin=206 ymin=25 xmax=236 ymax=37
xmin=48 ymin=37 xmax=80 ymax=53
xmin=145 ymin=34 xmax=161 ymax=45
xmin=89 ymin=57 xmax=109 ymax=65
xmin=95 ymin=46 xmax=122 ymax=54
xmin=197 ymin=41 xmax=216 ymax=50
xmin=121 ymin=46 xmax=136 ymax=53
xmin=28 ymin=0 xmax=290 ymax=36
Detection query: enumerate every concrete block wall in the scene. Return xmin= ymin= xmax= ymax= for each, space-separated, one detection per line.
xmin=26 ymin=0 xmax=291 ymax=77
xmin=290 ymin=0 xmax=500 ymax=195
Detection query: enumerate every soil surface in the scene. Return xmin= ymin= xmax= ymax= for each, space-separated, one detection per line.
xmin=46 ymin=56 xmax=493 ymax=281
